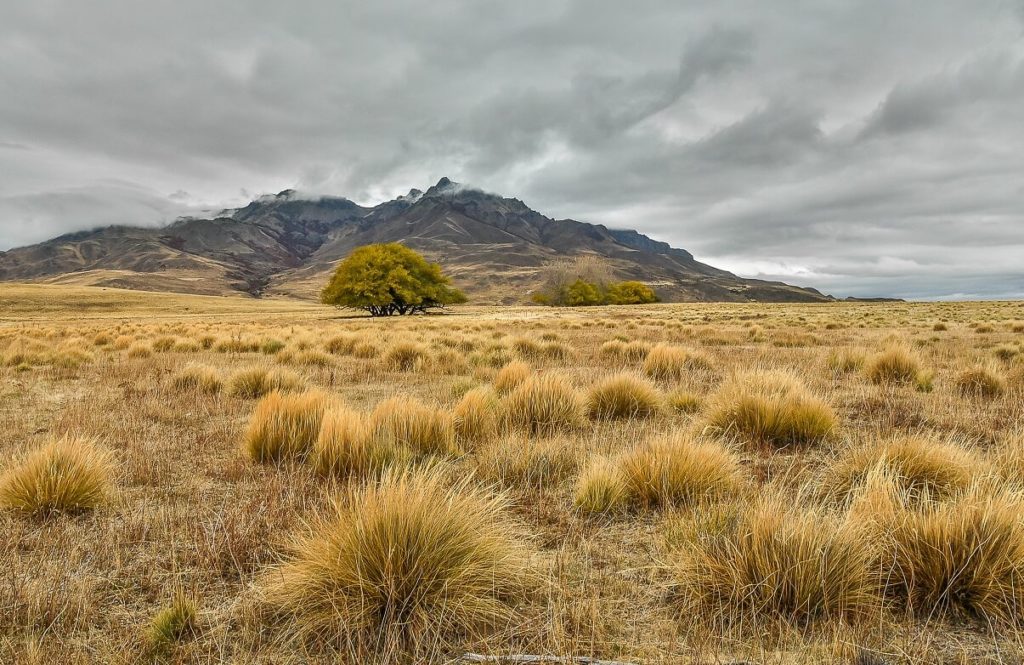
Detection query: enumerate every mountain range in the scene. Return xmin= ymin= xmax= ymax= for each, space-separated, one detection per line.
xmin=0 ymin=178 xmax=831 ymax=304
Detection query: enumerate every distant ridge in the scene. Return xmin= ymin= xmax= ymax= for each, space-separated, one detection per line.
xmin=0 ymin=178 xmax=832 ymax=304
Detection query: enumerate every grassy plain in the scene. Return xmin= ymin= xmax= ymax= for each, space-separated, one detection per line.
xmin=1 ymin=283 xmax=1023 ymax=664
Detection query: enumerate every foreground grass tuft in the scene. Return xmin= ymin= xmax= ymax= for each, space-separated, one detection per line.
xmin=585 ymin=373 xmax=662 ymax=420
xmin=244 ymin=390 xmax=334 ymax=463
xmin=0 ymin=436 xmax=113 ymax=517
xmin=262 ymin=468 xmax=534 ymax=657
xmin=504 ymin=373 xmax=587 ymax=434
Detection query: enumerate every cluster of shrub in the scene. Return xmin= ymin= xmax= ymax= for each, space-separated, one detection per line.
xmin=531 ymin=278 xmax=658 ymax=306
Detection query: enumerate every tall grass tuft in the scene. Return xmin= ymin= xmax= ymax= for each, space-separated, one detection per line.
xmin=243 ymin=390 xmax=334 ymax=463
xmin=493 ymin=360 xmax=531 ymax=395
xmin=261 ymin=468 xmax=533 ymax=657
xmin=453 ymin=386 xmax=502 ymax=445
xmin=705 ymin=370 xmax=836 ymax=448
xmin=0 ymin=436 xmax=113 ymax=517
xmin=585 ymin=373 xmax=662 ymax=420
xmin=503 ymin=373 xmax=586 ymax=434
xmin=642 ymin=343 xmax=712 ymax=381
xmin=171 ymin=364 xmax=223 ymax=394
xmin=312 ymin=407 xmax=406 ymax=478
xmin=954 ymin=364 xmax=1007 ymax=398
xmin=864 ymin=346 xmax=931 ymax=390
xmin=369 ymin=396 xmax=458 ymax=457
xmin=672 ymin=495 xmax=878 ymax=625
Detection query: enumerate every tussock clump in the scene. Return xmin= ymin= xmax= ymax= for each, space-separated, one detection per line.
xmin=93 ymin=332 xmax=112 ymax=346
xmin=453 ymin=386 xmax=501 ymax=445
xmin=585 ymin=373 xmax=662 ymax=420
xmin=572 ymin=458 xmax=627 ymax=514
xmin=667 ymin=389 xmax=702 ymax=414
xmin=261 ymin=469 xmax=533 ymax=656
xmin=152 ymin=336 xmax=178 ymax=352
xmin=383 ymin=341 xmax=429 ymax=372
xmin=476 ymin=436 xmax=579 ymax=489
xmin=864 ymin=346 xmax=931 ymax=390
xmin=575 ymin=436 xmax=741 ymax=513
xmin=600 ymin=339 xmax=653 ymax=363
xmin=705 ymin=370 xmax=836 ymax=448
xmin=642 ymin=343 xmax=712 ymax=381
xmin=291 ymin=349 xmax=334 ymax=368
xmin=52 ymin=347 xmax=93 ymax=369
xmin=171 ymin=364 xmax=223 ymax=394
xmin=821 ymin=436 xmax=982 ymax=504
xmin=863 ymin=484 xmax=1024 ymax=622
xmin=826 ymin=348 xmax=866 ymax=374
xmin=243 ymin=390 xmax=334 ymax=463
xmin=493 ymin=360 xmax=531 ymax=395
xmin=954 ymin=364 xmax=1006 ymax=398
xmin=312 ymin=408 xmax=406 ymax=478
xmin=147 ymin=591 xmax=199 ymax=649
xmin=260 ymin=339 xmax=286 ymax=355
xmin=228 ymin=367 xmax=302 ymax=399
xmin=503 ymin=373 xmax=586 ymax=434
xmin=617 ymin=436 xmax=742 ymax=509
xmin=325 ymin=334 xmax=356 ymax=355
xmin=351 ymin=341 xmax=379 ymax=359
xmin=0 ymin=436 xmax=113 ymax=517
xmin=127 ymin=343 xmax=152 ymax=359
xmin=369 ymin=396 xmax=458 ymax=457
xmin=672 ymin=495 xmax=878 ymax=625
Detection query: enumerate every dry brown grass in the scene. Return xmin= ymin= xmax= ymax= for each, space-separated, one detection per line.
xmin=2 ymin=289 xmax=1023 ymax=663
xmin=243 ymin=390 xmax=334 ymax=463
xmin=585 ymin=372 xmax=662 ymax=420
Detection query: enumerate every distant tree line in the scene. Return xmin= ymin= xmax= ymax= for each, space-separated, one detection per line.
xmin=531 ymin=255 xmax=658 ymax=306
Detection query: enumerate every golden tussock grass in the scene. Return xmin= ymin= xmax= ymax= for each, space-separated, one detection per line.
xmin=821 ymin=435 xmax=983 ymax=504
xmin=227 ymin=366 xmax=303 ymax=399
xmin=311 ymin=407 xmax=407 ymax=478
xmin=493 ymin=359 xmax=531 ymax=395
xmin=453 ymin=386 xmax=502 ymax=445
xmin=260 ymin=468 xmax=534 ymax=658
xmin=146 ymin=590 xmax=199 ymax=651
xmin=666 ymin=389 xmax=703 ymax=414
xmin=503 ymin=372 xmax=587 ymax=434
xmin=954 ymin=364 xmax=1007 ymax=398
xmin=475 ymin=435 xmax=579 ymax=489
xmin=170 ymin=364 xmax=224 ymax=394
xmin=705 ymin=370 xmax=836 ymax=448
xmin=671 ymin=494 xmax=879 ymax=626
xmin=856 ymin=479 xmax=1024 ymax=622
xmin=585 ymin=372 xmax=662 ymax=420
xmin=383 ymin=341 xmax=430 ymax=371
xmin=243 ymin=390 xmax=334 ymax=463
xmin=368 ymin=395 xmax=458 ymax=456
xmin=864 ymin=345 xmax=931 ymax=390
xmin=575 ymin=436 xmax=741 ymax=513
xmin=0 ymin=436 xmax=113 ymax=517
xmin=642 ymin=343 xmax=712 ymax=381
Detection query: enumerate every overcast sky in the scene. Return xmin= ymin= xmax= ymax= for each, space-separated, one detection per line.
xmin=2 ymin=1 xmax=1023 ymax=299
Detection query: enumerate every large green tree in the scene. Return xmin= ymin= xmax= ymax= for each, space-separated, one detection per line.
xmin=321 ymin=243 xmax=467 ymax=316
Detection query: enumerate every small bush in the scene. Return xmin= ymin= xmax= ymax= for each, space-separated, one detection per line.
xmin=705 ymin=370 xmax=836 ymax=447
xmin=642 ymin=343 xmax=712 ymax=381
xmin=262 ymin=469 xmax=532 ymax=656
xmin=585 ymin=373 xmax=662 ymax=420
xmin=243 ymin=390 xmax=333 ymax=463
xmin=171 ymin=364 xmax=223 ymax=394
xmin=369 ymin=396 xmax=458 ymax=457
xmin=453 ymin=386 xmax=501 ymax=445
xmin=0 ymin=436 xmax=113 ymax=517
xmin=954 ymin=364 xmax=1006 ymax=398
xmin=672 ymin=495 xmax=878 ymax=625
xmin=503 ymin=373 xmax=586 ymax=434
xmin=493 ymin=360 xmax=531 ymax=395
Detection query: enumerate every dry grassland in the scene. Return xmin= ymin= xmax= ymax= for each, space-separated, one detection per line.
xmin=1 ymin=283 xmax=1023 ymax=664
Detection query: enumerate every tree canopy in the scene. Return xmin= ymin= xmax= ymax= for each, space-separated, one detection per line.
xmin=320 ymin=243 xmax=467 ymax=316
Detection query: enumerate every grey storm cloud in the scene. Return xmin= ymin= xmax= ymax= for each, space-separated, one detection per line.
xmin=1 ymin=0 xmax=1022 ymax=299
